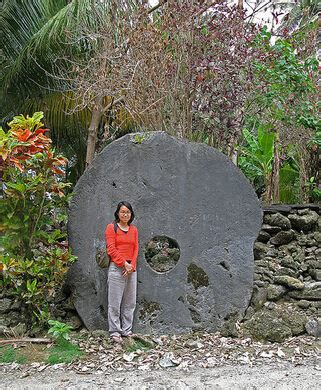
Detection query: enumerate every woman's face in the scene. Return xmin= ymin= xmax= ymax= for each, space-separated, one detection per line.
xmin=118 ymin=205 xmax=131 ymax=225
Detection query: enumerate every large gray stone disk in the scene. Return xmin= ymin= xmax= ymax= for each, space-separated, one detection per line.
xmin=67 ymin=131 xmax=262 ymax=334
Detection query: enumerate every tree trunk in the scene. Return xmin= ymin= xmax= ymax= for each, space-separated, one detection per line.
xmin=264 ymin=171 xmax=272 ymax=204
xmin=226 ymin=131 xmax=238 ymax=165
xmin=268 ymin=131 xmax=280 ymax=204
xmin=316 ymin=145 xmax=321 ymax=195
xmin=226 ymin=107 xmax=244 ymax=164
xmin=299 ymin=154 xmax=309 ymax=203
xmin=0 ymin=338 xmax=52 ymax=345
xmin=85 ymin=97 xmax=103 ymax=167
xmin=315 ymin=13 xmax=321 ymax=196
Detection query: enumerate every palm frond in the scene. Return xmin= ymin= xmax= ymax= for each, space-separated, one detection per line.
xmin=1 ymin=1 xmax=113 ymax=97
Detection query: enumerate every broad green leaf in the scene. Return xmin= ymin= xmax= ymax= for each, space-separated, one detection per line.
xmin=5 ymin=182 xmax=26 ymax=193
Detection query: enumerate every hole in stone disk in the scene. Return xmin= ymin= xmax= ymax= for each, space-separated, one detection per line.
xmin=112 ymin=181 xmax=117 ymax=187
xmin=144 ymin=235 xmax=180 ymax=273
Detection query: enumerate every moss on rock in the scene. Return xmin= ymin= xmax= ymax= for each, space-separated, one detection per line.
xmin=187 ymin=263 xmax=209 ymax=290
xmin=242 ymin=303 xmax=307 ymax=342
xmin=139 ymin=300 xmax=161 ymax=321
xmin=274 ymin=276 xmax=304 ymax=290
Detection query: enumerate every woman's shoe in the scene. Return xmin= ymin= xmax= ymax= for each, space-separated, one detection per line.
xmin=111 ymin=335 xmax=123 ymax=343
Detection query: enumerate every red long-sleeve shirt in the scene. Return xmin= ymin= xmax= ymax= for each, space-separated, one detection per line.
xmin=105 ymin=223 xmax=139 ymax=270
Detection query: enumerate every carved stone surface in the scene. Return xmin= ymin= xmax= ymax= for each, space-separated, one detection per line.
xmin=67 ymin=131 xmax=262 ymax=333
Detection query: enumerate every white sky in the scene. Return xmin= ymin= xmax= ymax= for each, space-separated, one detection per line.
xmin=148 ymin=0 xmax=282 ymax=31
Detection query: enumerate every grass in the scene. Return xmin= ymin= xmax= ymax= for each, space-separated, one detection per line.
xmin=125 ymin=337 xmax=154 ymax=353
xmin=47 ymin=338 xmax=84 ymax=364
xmin=0 ymin=338 xmax=84 ymax=365
xmin=0 ymin=345 xmax=27 ymax=364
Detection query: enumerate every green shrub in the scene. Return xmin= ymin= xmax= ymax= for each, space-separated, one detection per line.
xmin=238 ymin=125 xmax=274 ymax=199
xmin=0 ymin=112 xmax=77 ymax=326
xmin=48 ymin=319 xmax=73 ymax=341
xmin=279 ymin=163 xmax=300 ymax=203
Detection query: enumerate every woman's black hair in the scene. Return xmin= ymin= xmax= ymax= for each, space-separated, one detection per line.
xmin=114 ymin=201 xmax=135 ymax=224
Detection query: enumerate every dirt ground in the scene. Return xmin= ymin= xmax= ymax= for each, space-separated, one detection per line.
xmin=1 ymin=332 xmax=320 ymax=389
xmin=1 ymin=360 xmax=321 ymax=390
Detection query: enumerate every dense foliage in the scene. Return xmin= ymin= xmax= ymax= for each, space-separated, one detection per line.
xmin=0 ymin=112 xmax=76 ymax=326
xmin=239 ymin=27 xmax=320 ymax=203
xmin=1 ymin=1 xmax=319 ymax=202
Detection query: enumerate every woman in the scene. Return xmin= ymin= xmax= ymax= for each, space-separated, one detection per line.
xmin=105 ymin=201 xmax=139 ymax=343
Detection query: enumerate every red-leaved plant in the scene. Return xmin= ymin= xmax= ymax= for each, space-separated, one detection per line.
xmin=0 ymin=112 xmax=77 ymax=327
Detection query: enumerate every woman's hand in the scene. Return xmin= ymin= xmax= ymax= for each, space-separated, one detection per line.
xmin=122 ymin=261 xmax=133 ymax=277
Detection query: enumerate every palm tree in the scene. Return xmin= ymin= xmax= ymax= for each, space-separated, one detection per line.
xmin=0 ymin=0 xmax=139 ymax=179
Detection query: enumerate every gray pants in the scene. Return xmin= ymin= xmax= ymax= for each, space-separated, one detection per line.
xmin=107 ymin=262 xmax=137 ymax=337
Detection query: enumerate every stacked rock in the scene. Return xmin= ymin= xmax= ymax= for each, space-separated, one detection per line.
xmin=0 ymin=290 xmax=83 ymax=336
xmin=242 ymin=205 xmax=321 ymax=342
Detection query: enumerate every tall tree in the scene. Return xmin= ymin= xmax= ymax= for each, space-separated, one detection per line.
xmin=0 ymin=0 xmax=139 ymax=176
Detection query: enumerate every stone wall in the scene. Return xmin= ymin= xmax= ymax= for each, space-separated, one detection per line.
xmin=239 ymin=204 xmax=321 ymax=342
xmin=0 ymin=290 xmax=83 ymax=336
